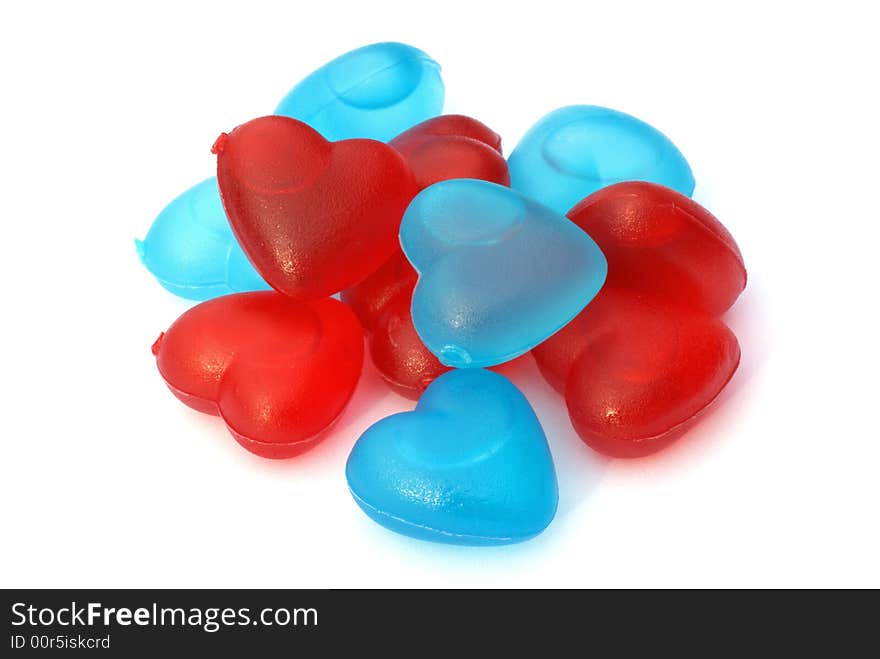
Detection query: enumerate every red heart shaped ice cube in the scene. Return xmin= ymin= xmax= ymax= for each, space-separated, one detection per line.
xmin=533 ymin=286 xmax=646 ymax=394
xmin=535 ymin=287 xmax=740 ymax=457
xmin=214 ymin=116 xmax=418 ymax=300
xmin=566 ymin=181 xmax=746 ymax=315
xmin=340 ymin=249 xmax=418 ymax=333
xmin=369 ymin=289 xmax=450 ymax=399
xmin=391 ymin=114 xmax=503 ymax=154
xmin=390 ymin=114 xmax=509 ymax=189
xmin=153 ymin=292 xmax=364 ymax=458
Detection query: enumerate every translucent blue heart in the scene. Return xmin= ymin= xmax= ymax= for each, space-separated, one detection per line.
xmin=400 ymin=179 xmax=607 ymax=368
xmin=508 ymin=105 xmax=695 ymax=214
xmin=276 ymin=42 xmax=444 ymax=142
xmin=136 ymin=178 xmax=270 ymax=300
xmin=346 ymin=369 xmax=558 ymax=546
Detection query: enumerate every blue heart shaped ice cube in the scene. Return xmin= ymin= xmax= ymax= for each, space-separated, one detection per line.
xmin=508 ymin=105 xmax=695 ymax=214
xmin=136 ymin=178 xmax=269 ymax=300
xmin=400 ymin=179 xmax=607 ymax=368
xmin=346 ymin=369 xmax=558 ymax=545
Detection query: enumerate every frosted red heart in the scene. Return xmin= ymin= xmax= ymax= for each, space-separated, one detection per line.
xmin=567 ymin=181 xmax=746 ymax=315
xmin=534 ymin=287 xmax=740 ymax=457
xmin=214 ymin=115 xmax=418 ymax=300
xmin=390 ymin=114 xmax=509 ymax=189
xmin=153 ymin=292 xmax=364 ymax=458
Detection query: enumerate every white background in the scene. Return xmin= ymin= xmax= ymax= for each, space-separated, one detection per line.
xmin=1 ymin=0 xmax=878 ymax=588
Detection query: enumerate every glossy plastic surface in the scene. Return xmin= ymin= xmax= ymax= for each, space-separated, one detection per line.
xmin=533 ymin=287 xmax=740 ymax=457
xmin=346 ymin=369 xmax=558 ymax=545
xmin=341 ymin=249 xmax=417 ymax=333
xmin=153 ymin=292 xmax=364 ymax=458
xmin=214 ymin=115 xmax=418 ymax=299
xmin=370 ymin=289 xmax=450 ymax=399
xmin=390 ymin=114 xmax=509 ymax=189
xmin=508 ymin=105 xmax=695 ymax=214
xmin=567 ymin=181 xmax=746 ymax=315
xmin=136 ymin=178 xmax=269 ymax=300
xmin=391 ymin=114 xmax=502 ymax=154
xmin=275 ymin=42 xmax=444 ymax=142
xmin=400 ymin=179 xmax=607 ymax=368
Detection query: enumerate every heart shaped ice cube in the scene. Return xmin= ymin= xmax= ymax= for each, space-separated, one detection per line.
xmin=346 ymin=369 xmax=558 ymax=545
xmin=508 ymin=105 xmax=694 ymax=214
xmin=400 ymin=179 xmax=607 ymax=368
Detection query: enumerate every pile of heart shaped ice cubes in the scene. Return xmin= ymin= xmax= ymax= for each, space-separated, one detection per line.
xmin=140 ymin=42 xmax=746 ymax=545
